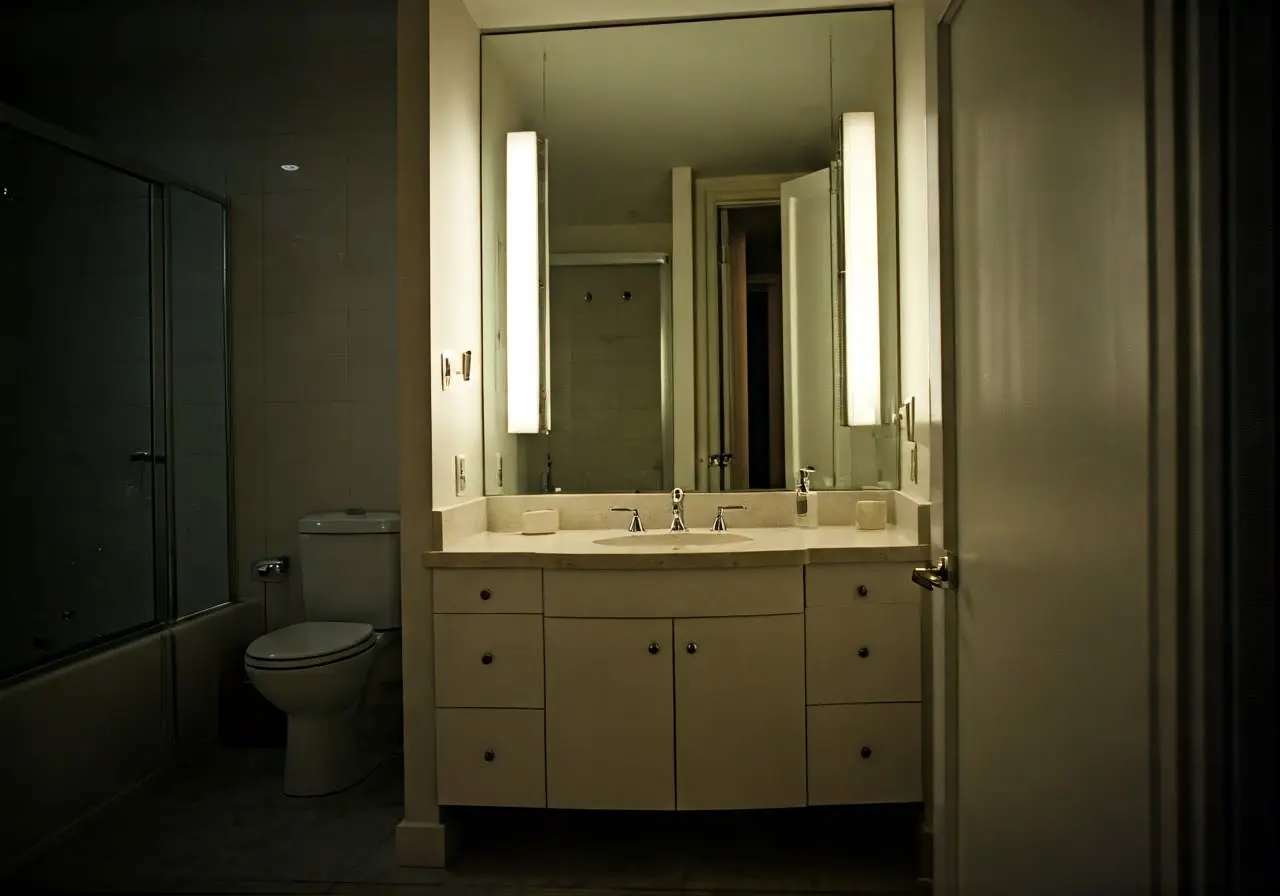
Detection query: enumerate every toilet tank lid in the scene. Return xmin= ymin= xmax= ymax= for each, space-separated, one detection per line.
xmin=298 ymin=510 xmax=401 ymax=534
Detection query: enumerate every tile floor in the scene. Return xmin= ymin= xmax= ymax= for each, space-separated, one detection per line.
xmin=4 ymin=746 xmax=927 ymax=895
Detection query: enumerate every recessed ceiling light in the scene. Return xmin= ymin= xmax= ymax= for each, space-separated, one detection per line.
xmin=280 ymin=164 xmax=300 ymax=171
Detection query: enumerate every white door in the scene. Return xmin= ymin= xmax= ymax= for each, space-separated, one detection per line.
xmin=780 ymin=169 xmax=836 ymax=490
xmin=928 ymin=0 xmax=1154 ymax=893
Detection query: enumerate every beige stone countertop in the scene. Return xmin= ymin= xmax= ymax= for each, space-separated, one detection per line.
xmin=423 ymin=526 xmax=928 ymax=570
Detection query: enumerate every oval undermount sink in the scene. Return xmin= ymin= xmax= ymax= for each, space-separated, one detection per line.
xmin=593 ymin=532 xmax=753 ymax=548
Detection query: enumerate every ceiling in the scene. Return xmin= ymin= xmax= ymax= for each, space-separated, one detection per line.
xmin=2 ymin=0 xmax=395 ymax=68
xmin=484 ymin=9 xmax=895 ymax=226
xmin=463 ymin=0 xmax=889 ymax=31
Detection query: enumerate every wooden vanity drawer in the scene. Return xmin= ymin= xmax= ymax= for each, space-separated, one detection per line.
xmin=434 ymin=614 xmax=544 ymax=708
xmin=805 ymin=563 xmax=917 ymax=608
xmin=544 ymin=567 xmax=803 ymax=617
xmin=807 ymin=703 xmax=922 ymax=805
xmin=434 ymin=568 xmax=542 ymax=614
xmin=805 ymin=603 xmax=921 ymax=704
xmin=436 ymin=708 xmax=546 ymax=807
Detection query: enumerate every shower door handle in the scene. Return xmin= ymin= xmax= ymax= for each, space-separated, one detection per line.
xmin=127 ymin=450 xmax=164 ymax=498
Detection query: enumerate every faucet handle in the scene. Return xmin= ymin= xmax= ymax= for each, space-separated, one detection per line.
xmin=711 ymin=504 xmax=748 ymax=532
xmin=610 ymin=507 xmax=645 ymax=533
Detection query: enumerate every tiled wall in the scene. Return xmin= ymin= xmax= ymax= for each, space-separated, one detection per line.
xmin=524 ymin=263 xmax=666 ymax=493
xmin=2 ymin=0 xmax=400 ymax=629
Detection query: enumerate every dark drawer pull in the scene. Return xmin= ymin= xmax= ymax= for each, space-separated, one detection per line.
xmin=860 ymin=746 xmax=872 ymax=759
xmin=480 ymin=589 xmax=492 ymax=600
xmin=857 ymin=646 xmax=869 ymax=658
xmin=483 ymin=749 xmax=495 ymax=762
xmin=481 ymin=652 xmax=493 ymax=665
xmin=857 ymin=584 xmax=869 ymax=597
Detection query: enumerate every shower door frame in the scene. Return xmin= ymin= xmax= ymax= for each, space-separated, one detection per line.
xmin=549 ymin=252 xmax=675 ymax=491
xmin=0 ymin=102 xmax=235 ymax=682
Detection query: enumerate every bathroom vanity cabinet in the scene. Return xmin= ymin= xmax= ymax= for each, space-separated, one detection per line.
xmin=431 ymin=562 xmax=923 ymax=811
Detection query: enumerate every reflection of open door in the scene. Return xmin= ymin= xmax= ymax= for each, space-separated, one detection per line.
xmin=727 ymin=230 xmax=749 ymax=489
xmin=780 ymin=169 xmax=834 ymax=489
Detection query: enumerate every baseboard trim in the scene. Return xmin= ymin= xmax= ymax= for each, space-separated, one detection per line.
xmin=395 ymin=818 xmax=456 ymax=868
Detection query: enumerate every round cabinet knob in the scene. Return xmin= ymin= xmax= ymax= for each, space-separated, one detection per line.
xmin=479 ymin=588 xmax=492 ymax=601
xmin=857 ymin=584 xmax=869 ymax=597
xmin=860 ymin=746 xmax=873 ymax=759
xmin=481 ymin=652 xmax=493 ymax=665
xmin=648 ymin=643 xmax=660 ymax=655
xmin=857 ymin=646 xmax=870 ymax=658
xmin=483 ymin=749 xmax=495 ymax=762
xmin=686 ymin=642 xmax=698 ymax=654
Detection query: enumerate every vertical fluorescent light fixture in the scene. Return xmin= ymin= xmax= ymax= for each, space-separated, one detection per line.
xmin=506 ymin=131 xmax=548 ymax=433
xmin=840 ymin=112 xmax=881 ymax=427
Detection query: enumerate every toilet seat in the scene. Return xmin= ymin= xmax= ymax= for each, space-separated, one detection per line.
xmin=245 ymin=621 xmax=377 ymax=671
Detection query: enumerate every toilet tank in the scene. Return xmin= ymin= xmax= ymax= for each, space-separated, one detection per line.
xmin=297 ymin=511 xmax=401 ymax=629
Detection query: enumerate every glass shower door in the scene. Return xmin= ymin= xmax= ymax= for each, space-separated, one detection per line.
xmin=1 ymin=125 xmax=159 ymax=676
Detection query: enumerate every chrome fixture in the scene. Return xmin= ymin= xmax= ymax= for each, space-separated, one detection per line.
xmin=912 ymin=553 xmax=953 ymax=591
xmin=711 ymin=504 xmax=747 ymax=532
xmin=796 ymin=466 xmax=816 ymax=516
xmin=798 ymin=465 xmax=816 ymax=492
xmin=611 ymin=507 xmax=646 ymax=533
xmin=252 ymin=556 xmax=290 ymax=583
xmin=669 ymin=487 xmax=687 ymax=533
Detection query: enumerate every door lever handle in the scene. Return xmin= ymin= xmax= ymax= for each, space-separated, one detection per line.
xmin=912 ymin=554 xmax=952 ymax=591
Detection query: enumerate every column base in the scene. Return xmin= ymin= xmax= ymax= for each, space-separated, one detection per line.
xmin=395 ymin=818 xmax=457 ymax=868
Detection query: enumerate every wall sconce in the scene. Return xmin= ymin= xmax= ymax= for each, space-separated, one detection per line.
xmin=838 ymin=111 xmax=881 ymax=427
xmin=505 ymin=131 xmax=551 ymax=434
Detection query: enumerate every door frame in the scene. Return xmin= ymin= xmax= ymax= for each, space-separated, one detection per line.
xmin=928 ymin=0 xmax=1185 ymax=893
xmin=693 ymin=173 xmax=805 ymax=491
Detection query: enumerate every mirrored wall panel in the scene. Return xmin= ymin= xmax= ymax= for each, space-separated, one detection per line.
xmin=482 ymin=10 xmax=900 ymax=494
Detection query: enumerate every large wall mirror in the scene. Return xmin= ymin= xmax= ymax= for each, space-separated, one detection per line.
xmin=481 ymin=10 xmax=900 ymax=495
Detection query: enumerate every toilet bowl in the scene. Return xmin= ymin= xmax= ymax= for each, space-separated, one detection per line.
xmin=245 ymin=621 xmax=387 ymax=797
xmin=245 ymin=509 xmax=402 ymax=796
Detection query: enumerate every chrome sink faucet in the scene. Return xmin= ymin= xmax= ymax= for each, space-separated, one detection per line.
xmin=711 ymin=504 xmax=747 ymax=532
xmin=610 ymin=507 xmax=645 ymax=533
xmin=669 ymin=487 xmax=688 ymax=533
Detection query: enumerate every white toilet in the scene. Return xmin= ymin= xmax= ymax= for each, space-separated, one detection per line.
xmin=244 ymin=510 xmax=401 ymax=797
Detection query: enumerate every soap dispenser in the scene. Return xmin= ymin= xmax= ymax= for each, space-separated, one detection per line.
xmin=796 ymin=466 xmax=819 ymax=528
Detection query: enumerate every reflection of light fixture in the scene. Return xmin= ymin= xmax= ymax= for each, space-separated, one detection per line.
xmin=505 ymin=131 xmax=550 ymax=434
xmin=840 ymin=111 xmax=881 ymax=427
xmin=280 ymin=164 xmax=300 ymax=171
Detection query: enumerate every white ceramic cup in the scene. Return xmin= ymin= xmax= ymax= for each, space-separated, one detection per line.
xmin=854 ymin=500 xmax=888 ymax=530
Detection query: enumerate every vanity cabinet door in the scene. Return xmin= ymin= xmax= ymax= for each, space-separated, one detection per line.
xmin=673 ymin=614 xmax=807 ymax=809
xmin=544 ymin=617 xmax=675 ymax=810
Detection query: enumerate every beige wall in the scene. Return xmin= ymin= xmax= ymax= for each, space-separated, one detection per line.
xmin=550 ymin=223 xmax=674 ymax=254
xmin=895 ymin=0 xmax=933 ymax=503
xmin=429 ymin=0 xmax=485 ymax=510
xmin=480 ymin=44 xmax=525 ymax=495
xmin=394 ymin=0 xmax=485 ymax=863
